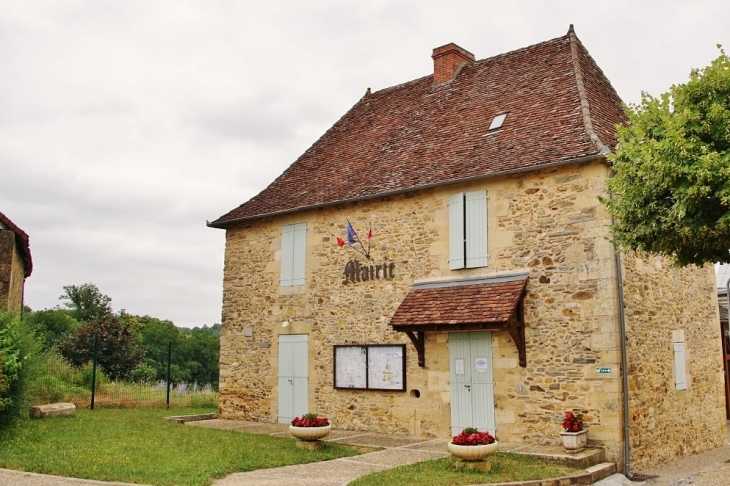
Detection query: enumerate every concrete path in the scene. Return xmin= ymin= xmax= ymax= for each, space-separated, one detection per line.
xmin=188 ymin=419 xmax=449 ymax=485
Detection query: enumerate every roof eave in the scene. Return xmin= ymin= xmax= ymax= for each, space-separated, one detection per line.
xmin=207 ymin=151 xmax=609 ymax=229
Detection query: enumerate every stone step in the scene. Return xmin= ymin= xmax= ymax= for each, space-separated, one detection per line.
xmin=29 ymin=402 xmax=76 ymax=419
xmin=164 ymin=413 xmax=219 ymax=423
xmin=507 ymin=446 xmax=605 ymax=469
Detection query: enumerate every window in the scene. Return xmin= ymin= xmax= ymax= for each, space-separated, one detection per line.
xmin=281 ymin=222 xmax=306 ymax=286
xmin=673 ymin=341 xmax=687 ymax=391
xmin=448 ymin=190 xmax=488 ymax=270
xmin=488 ymin=113 xmax=507 ymax=130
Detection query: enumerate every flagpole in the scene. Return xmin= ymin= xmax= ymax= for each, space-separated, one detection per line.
xmin=347 ymin=219 xmax=370 ymax=260
xmin=332 ymin=232 xmax=369 ymax=259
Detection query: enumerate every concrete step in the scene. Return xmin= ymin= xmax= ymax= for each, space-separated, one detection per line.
xmin=164 ymin=413 xmax=219 ymax=423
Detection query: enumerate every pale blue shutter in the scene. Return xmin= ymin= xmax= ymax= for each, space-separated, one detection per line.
xmin=280 ymin=222 xmax=306 ymax=286
xmin=465 ymin=190 xmax=488 ymax=268
xmin=673 ymin=342 xmax=687 ymax=390
xmin=449 ymin=193 xmax=465 ymax=270
xmin=292 ymin=223 xmax=307 ymax=286
xmin=280 ymin=225 xmax=295 ymax=286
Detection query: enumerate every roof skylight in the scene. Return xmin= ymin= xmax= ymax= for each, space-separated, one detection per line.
xmin=488 ymin=113 xmax=507 ymax=130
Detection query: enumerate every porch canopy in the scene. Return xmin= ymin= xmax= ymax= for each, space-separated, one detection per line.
xmin=389 ymin=273 xmax=529 ymax=368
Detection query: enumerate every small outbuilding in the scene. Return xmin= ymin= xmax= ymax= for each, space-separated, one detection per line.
xmin=0 ymin=211 xmax=32 ymax=314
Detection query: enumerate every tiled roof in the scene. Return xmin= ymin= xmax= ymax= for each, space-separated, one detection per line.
xmin=389 ymin=274 xmax=528 ymax=328
xmin=0 ymin=211 xmax=32 ymax=278
xmin=211 ymin=27 xmax=626 ymax=227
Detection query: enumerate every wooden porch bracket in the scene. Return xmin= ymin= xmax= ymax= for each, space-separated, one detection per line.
xmin=506 ymin=296 xmax=527 ymax=368
xmin=507 ymin=323 xmax=526 ymax=368
xmin=404 ymin=330 xmax=426 ymax=367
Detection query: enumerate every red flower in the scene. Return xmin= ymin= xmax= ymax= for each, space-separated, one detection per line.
xmin=291 ymin=414 xmax=330 ymax=427
xmin=451 ymin=428 xmax=496 ymax=445
xmin=562 ymin=411 xmax=584 ymax=432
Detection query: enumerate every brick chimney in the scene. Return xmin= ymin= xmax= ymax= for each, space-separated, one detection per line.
xmin=432 ymin=43 xmax=475 ymax=85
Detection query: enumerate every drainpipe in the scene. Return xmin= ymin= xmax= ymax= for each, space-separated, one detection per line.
xmin=609 ymin=169 xmax=632 ymax=477
xmin=615 ymin=248 xmax=632 ymax=478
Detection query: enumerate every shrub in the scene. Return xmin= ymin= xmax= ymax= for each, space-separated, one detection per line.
xmin=0 ymin=310 xmax=43 ymax=422
xmin=127 ymin=363 xmax=157 ymax=384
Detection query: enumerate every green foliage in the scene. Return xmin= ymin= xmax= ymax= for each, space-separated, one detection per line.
xmin=133 ymin=315 xmax=219 ymax=389
xmin=0 ymin=311 xmax=23 ymax=412
xmin=59 ymin=283 xmax=113 ymax=322
xmin=603 ymin=48 xmax=730 ymax=266
xmin=0 ymin=311 xmax=42 ymax=422
xmin=127 ymin=362 xmax=157 ymax=384
xmin=23 ymin=309 xmax=80 ymax=350
xmin=59 ymin=314 xmax=144 ymax=381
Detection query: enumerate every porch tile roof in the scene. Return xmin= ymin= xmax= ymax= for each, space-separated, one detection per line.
xmin=389 ymin=274 xmax=528 ymax=328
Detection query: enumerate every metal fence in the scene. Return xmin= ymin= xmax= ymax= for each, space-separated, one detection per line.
xmin=26 ymin=339 xmax=218 ymax=409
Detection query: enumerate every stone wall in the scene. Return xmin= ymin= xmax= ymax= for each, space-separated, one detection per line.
xmin=621 ymin=254 xmax=726 ymax=469
xmin=0 ymin=229 xmax=25 ymax=314
xmin=218 ymin=158 xmax=724 ymax=467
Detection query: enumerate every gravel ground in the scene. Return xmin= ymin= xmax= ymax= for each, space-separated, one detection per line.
xmin=0 ymin=468 xmax=145 ymax=486
xmin=632 ymin=444 xmax=730 ymax=486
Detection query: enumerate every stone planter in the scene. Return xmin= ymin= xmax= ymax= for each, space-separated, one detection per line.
xmin=289 ymin=424 xmax=332 ymax=441
xmin=560 ymin=429 xmax=588 ymax=452
xmin=447 ymin=441 xmax=499 ymax=461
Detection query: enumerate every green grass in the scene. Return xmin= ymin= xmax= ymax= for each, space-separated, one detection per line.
xmin=350 ymin=453 xmax=583 ymax=485
xmin=0 ymin=408 xmax=373 ymax=486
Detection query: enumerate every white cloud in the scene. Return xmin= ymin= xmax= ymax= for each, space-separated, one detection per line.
xmin=1 ymin=0 xmax=728 ymax=326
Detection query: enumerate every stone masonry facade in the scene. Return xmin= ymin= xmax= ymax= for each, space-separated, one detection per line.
xmin=219 ymin=158 xmax=725 ymax=467
xmin=0 ymin=228 xmax=26 ymax=314
xmin=621 ymin=253 xmax=725 ymax=468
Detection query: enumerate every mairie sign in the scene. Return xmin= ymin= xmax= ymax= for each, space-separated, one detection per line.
xmin=343 ymin=259 xmax=395 ymax=285
xmin=595 ymin=367 xmax=612 ymax=374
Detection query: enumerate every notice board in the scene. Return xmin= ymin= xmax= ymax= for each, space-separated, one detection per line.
xmin=333 ymin=344 xmax=406 ymax=391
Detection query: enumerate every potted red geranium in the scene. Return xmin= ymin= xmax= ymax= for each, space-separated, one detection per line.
xmin=447 ymin=427 xmax=499 ymax=461
xmin=289 ymin=413 xmax=332 ymax=441
xmin=559 ymin=411 xmax=588 ymax=452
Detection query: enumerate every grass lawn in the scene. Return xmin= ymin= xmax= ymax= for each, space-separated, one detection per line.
xmin=0 ymin=408 xmax=373 ymax=486
xmin=349 ymin=452 xmax=583 ymax=485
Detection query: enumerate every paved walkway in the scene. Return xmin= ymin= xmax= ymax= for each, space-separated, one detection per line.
xmin=191 ymin=419 xmax=450 ymax=485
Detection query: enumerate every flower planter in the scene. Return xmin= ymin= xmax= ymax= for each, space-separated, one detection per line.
xmin=447 ymin=441 xmax=499 ymax=461
xmin=289 ymin=424 xmax=332 ymax=441
xmin=560 ymin=429 xmax=588 ymax=452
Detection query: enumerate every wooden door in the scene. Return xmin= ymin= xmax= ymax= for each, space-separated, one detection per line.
xmin=449 ymin=332 xmax=495 ymax=436
xmin=278 ymin=334 xmax=308 ymax=424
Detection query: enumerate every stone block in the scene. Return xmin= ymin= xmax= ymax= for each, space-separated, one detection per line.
xmin=29 ymin=403 xmax=76 ymax=419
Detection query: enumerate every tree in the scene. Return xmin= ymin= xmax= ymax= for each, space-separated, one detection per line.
xmin=59 ymin=314 xmax=144 ymax=381
xmin=59 ymin=283 xmax=113 ymax=322
xmin=23 ymin=309 xmax=80 ymax=350
xmin=602 ymin=48 xmax=730 ymax=266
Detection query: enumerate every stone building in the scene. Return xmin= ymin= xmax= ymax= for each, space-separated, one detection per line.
xmin=209 ymin=27 xmax=725 ymax=471
xmin=0 ymin=211 xmax=32 ymax=314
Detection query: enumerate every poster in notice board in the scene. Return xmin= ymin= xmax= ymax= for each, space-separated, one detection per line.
xmin=333 ymin=344 xmax=406 ymax=391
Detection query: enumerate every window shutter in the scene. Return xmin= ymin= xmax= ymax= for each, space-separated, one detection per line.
xmin=465 ymin=190 xmax=488 ymax=268
xmin=449 ymin=193 xmax=465 ymax=270
xmin=673 ymin=342 xmax=687 ymax=391
xmin=292 ymin=222 xmax=307 ymax=285
xmin=280 ymin=224 xmax=295 ymax=286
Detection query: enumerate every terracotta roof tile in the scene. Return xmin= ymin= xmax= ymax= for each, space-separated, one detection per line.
xmin=389 ymin=275 xmax=527 ymax=328
xmin=211 ymin=28 xmax=627 ymax=226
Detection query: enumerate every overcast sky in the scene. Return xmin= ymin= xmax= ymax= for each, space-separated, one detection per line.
xmin=1 ymin=1 xmax=728 ymax=327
